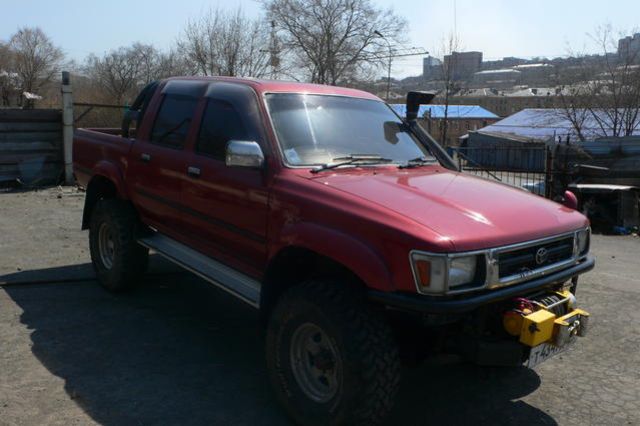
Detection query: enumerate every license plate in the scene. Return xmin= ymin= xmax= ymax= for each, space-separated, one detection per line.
xmin=526 ymin=340 xmax=572 ymax=368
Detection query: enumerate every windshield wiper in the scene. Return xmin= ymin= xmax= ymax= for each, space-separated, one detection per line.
xmin=311 ymin=154 xmax=393 ymax=173
xmin=398 ymin=156 xmax=438 ymax=169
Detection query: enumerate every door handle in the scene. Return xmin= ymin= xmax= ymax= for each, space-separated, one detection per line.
xmin=140 ymin=153 xmax=151 ymax=163
xmin=187 ymin=166 xmax=201 ymax=178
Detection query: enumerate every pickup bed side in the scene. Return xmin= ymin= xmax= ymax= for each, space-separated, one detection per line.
xmin=74 ymin=128 xmax=133 ymax=229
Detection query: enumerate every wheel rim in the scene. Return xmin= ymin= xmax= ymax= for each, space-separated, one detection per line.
xmin=290 ymin=322 xmax=341 ymax=403
xmin=98 ymin=222 xmax=115 ymax=270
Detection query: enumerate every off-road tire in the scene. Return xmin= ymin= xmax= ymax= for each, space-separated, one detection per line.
xmin=89 ymin=198 xmax=148 ymax=292
xmin=266 ymin=280 xmax=401 ymax=426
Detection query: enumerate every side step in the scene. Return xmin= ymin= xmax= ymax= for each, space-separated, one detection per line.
xmin=138 ymin=233 xmax=261 ymax=308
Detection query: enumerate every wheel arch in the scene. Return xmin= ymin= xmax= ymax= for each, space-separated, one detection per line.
xmin=260 ymin=224 xmax=394 ymax=320
xmin=81 ymin=160 xmax=130 ymax=230
xmin=82 ymin=174 xmax=124 ymax=230
xmin=260 ymin=245 xmax=364 ymax=322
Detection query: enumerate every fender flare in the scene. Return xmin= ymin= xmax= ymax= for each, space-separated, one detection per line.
xmin=271 ymin=222 xmax=394 ymax=292
xmin=81 ymin=161 xmax=128 ymax=229
xmin=91 ymin=160 xmax=128 ymax=199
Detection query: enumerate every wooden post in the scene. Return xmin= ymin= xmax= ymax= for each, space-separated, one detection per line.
xmin=61 ymin=71 xmax=74 ymax=184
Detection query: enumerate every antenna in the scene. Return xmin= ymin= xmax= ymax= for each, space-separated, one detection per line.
xmin=453 ymin=0 xmax=458 ymax=35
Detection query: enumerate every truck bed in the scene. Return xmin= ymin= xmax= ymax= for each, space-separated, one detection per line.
xmin=73 ymin=128 xmax=134 ymax=189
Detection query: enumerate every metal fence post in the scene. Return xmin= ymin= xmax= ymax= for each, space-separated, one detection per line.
xmin=61 ymin=71 xmax=74 ymax=185
xmin=544 ymin=146 xmax=553 ymax=199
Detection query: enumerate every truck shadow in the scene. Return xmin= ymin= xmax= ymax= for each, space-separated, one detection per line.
xmin=2 ymin=260 xmax=556 ymax=426
xmin=390 ymin=362 xmax=551 ymax=425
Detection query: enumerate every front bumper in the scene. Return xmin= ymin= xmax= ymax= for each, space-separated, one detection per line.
xmin=444 ymin=290 xmax=590 ymax=367
xmin=368 ymin=256 xmax=595 ymax=314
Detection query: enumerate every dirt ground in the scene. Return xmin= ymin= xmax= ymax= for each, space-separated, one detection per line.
xmin=1 ymin=187 xmax=639 ymax=426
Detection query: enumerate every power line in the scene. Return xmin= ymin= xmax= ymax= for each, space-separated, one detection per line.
xmin=361 ymin=47 xmax=429 ymax=61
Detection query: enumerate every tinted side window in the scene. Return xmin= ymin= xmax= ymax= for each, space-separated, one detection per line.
xmin=150 ymin=95 xmax=198 ymax=147
xmin=196 ymin=100 xmax=248 ymax=160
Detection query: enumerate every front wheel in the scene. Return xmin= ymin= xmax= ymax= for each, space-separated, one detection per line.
xmin=89 ymin=199 xmax=148 ymax=292
xmin=266 ymin=281 xmax=401 ymax=426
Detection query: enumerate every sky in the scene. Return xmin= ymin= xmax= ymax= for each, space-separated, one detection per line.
xmin=1 ymin=0 xmax=638 ymax=78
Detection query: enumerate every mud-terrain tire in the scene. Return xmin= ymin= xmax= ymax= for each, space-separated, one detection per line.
xmin=89 ymin=199 xmax=148 ymax=292
xmin=266 ymin=280 xmax=401 ymax=426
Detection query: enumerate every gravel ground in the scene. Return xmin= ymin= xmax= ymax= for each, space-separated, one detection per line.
xmin=0 ymin=188 xmax=639 ymax=425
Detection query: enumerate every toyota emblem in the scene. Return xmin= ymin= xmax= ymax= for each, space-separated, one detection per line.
xmin=535 ymin=247 xmax=548 ymax=265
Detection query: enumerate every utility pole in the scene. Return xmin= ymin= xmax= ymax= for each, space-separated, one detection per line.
xmin=374 ymin=31 xmax=393 ymax=102
xmin=386 ymin=56 xmax=392 ymax=102
xmin=265 ymin=20 xmax=280 ymax=79
xmin=61 ymin=71 xmax=74 ymax=185
xmin=372 ymin=32 xmax=429 ymax=102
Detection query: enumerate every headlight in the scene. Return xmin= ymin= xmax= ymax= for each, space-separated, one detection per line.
xmin=410 ymin=252 xmax=480 ymax=294
xmin=576 ymin=228 xmax=590 ymax=256
xmin=449 ymin=256 xmax=477 ymax=287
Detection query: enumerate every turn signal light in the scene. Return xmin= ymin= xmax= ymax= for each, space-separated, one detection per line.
xmin=415 ymin=260 xmax=431 ymax=287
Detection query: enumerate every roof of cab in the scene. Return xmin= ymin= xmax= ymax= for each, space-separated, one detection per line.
xmin=164 ymin=76 xmax=381 ymax=101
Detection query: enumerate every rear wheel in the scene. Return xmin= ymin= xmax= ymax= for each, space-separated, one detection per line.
xmin=266 ymin=280 xmax=401 ymax=425
xmin=89 ymin=199 xmax=148 ymax=292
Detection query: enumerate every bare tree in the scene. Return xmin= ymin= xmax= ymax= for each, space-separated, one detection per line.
xmin=130 ymin=43 xmax=190 ymax=84
xmin=553 ymin=78 xmax=592 ymax=142
xmin=84 ymin=42 xmax=192 ymax=104
xmin=438 ymin=33 xmax=462 ymax=147
xmin=555 ymin=25 xmax=640 ymax=140
xmin=178 ymin=8 xmax=270 ymax=78
xmin=8 ymin=27 xmax=63 ymax=107
xmin=263 ymin=0 xmax=406 ymax=85
xmin=0 ymin=42 xmax=17 ymax=106
xmin=132 ymin=42 xmax=161 ymax=85
xmin=85 ymin=47 xmax=141 ymax=104
xmin=154 ymin=49 xmax=191 ymax=80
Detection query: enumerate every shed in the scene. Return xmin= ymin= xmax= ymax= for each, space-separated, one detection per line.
xmin=389 ymin=104 xmax=498 ymax=119
xmin=463 ymin=131 xmax=547 ymax=171
xmin=476 ymin=108 xmax=640 ymax=142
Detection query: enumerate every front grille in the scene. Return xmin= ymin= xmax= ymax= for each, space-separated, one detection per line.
xmin=497 ymin=236 xmax=574 ymax=279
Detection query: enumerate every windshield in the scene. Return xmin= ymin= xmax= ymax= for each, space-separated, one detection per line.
xmin=265 ymin=94 xmax=435 ymax=166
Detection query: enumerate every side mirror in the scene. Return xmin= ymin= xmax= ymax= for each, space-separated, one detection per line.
xmin=562 ymin=190 xmax=579 ymax=210
xmin=406 ymin=91 xmax=435 ymax=121
xmin=225 ymin=140 xmax=265 ymax=168
xmin=121 ymin=109 xmax=139 ymax=138
xmin=124 ymin=109 xmax=139 ymax=122
xmin=383 ymin=121 xmax=402 ymax=144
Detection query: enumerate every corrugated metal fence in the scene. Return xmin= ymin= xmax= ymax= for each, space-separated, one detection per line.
xmin=0 ymin=109 xmax=62 ymax=186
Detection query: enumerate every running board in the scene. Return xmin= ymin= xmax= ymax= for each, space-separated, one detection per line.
xmin=138 ymin=233 xmax=261 ymax=308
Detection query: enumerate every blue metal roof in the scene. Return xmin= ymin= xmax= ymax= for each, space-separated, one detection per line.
xmin=389 ymin=104 xmax=498 ymax=119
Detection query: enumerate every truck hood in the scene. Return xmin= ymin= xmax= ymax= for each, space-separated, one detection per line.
xmin=308 ymin=167 xmax=588 ymax=251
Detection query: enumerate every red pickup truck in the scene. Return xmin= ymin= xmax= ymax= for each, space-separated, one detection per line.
xmin=74 ymin=77 xmax=594 ymax=425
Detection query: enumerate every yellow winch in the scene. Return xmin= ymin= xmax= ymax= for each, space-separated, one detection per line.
xmin=502 ymin=290 xmax=590 ymax=348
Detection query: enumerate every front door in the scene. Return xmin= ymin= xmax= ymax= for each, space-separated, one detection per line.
xmin=180 ymin=97 xmax=269 ymax=277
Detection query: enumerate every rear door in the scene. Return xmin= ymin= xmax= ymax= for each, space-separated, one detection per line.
xmin=179 ymin=83 xmax=270 ymax=277
xmin=128 ymin=81 xmax=203 ymax=240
